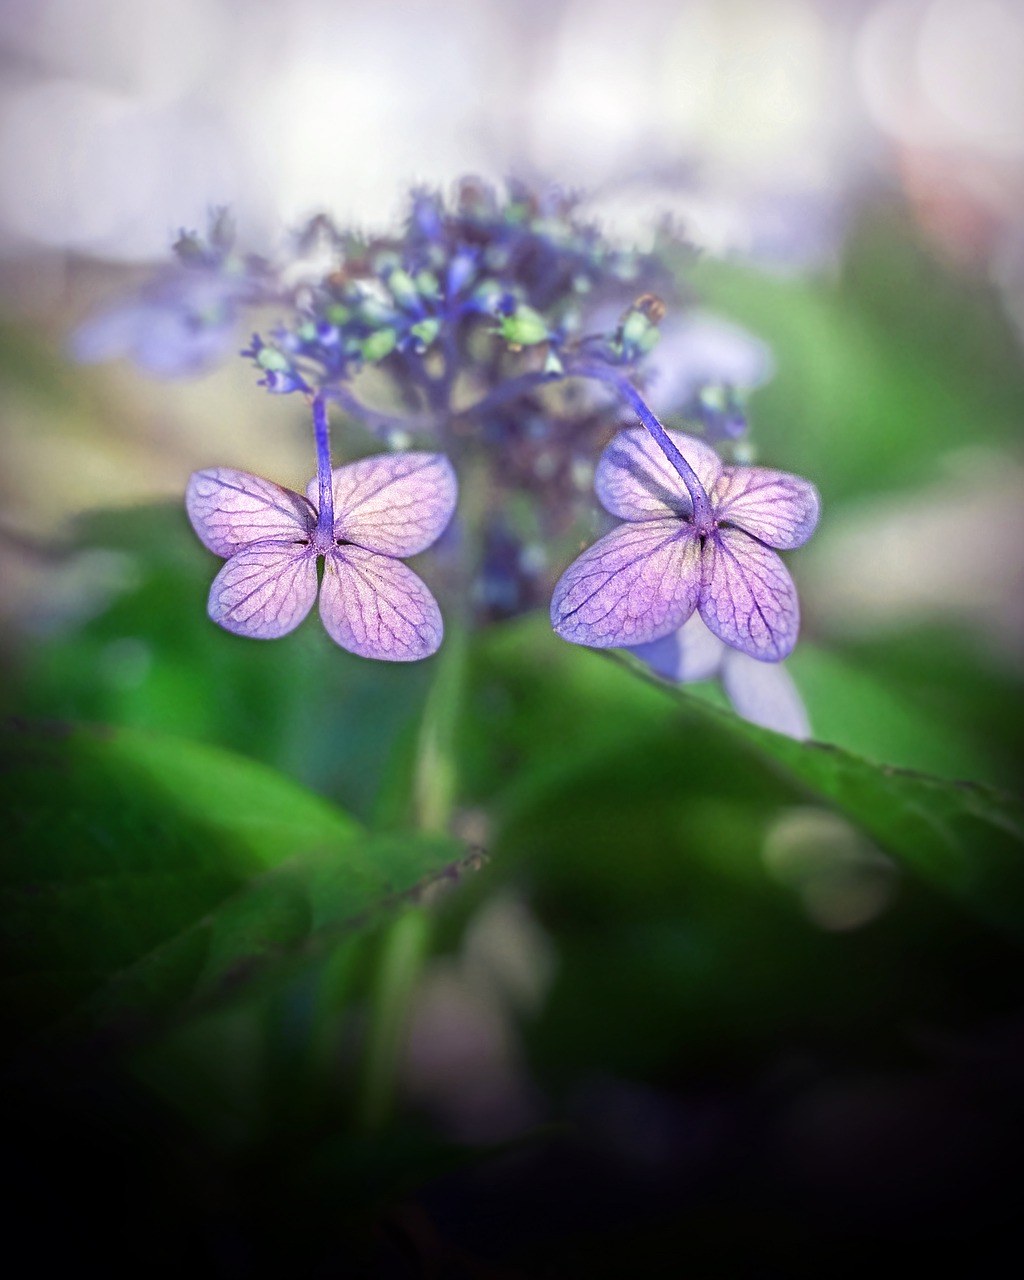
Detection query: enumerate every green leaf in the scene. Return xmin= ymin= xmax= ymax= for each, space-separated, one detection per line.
xmin=466 ymin=617 xmax=1024 ymax=931
xmin=459 ymin=618 xmax=1024 ymax=1082
xmin=0 ymin=719 xmax=463 ymax=1049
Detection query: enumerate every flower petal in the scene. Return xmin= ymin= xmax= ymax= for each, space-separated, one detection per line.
xmin=630 ymin=613 xmax=725 ymax=682
xmin=319 ymin=546 xmax=443 ymax=661
xmin=712 ymin=466 xmax=820 ymax=549
xmin=207 ymin=542 xmax=317 ymax=639
xmin=305 ymin=452 xmax=457 ymax=557
xmin=187 ymin=468 xmax=315 ymax=559
xmin=595 ymin=427 xmax=723 ymax=522
xmin=551 ymin=518 xmax=701 ymax=648
xmin=721 ymin=650 xmax=811 ymax=740
xmin=699 ymin=527 xmax=800 ymax=661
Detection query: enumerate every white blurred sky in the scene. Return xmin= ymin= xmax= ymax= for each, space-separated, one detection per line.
xmin=0 ymin=0 xmax=1021 ymax=263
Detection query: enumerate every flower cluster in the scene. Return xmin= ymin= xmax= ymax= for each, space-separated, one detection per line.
xmin=75 ymin=180 xmax=820 ymax=728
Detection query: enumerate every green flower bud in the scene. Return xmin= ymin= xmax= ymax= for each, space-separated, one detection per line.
xmin=257 ymin=346 xmax=290 ymax=372
xmin=388 ymin=269 xmax=418 ymax=307
xmin=410 ymin=317 xmax=440 ymax=348
xmin=415 ymin=270 xmax=440 ymax=298
xmin=637 ymin=325 xmax=661 ymax=354
xmin=499 ymin=305 xmax=548 ymax=347
xmin=361 ymin=328 xmax=397 ymax=362
xmin=544 ymin=349 xmax=564 ymax=375
xmin=620 ymin=309 xmax=652 ymax=350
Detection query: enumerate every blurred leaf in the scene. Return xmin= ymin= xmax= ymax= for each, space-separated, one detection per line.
xmin=687 ymin=202 xmax=1024 ymax=508
xmin=460 ymin=618 xmax=1024 ymax=1081
xmin=469 ymin=616 xmax=1024 ymax=927
xmin=0 ymin=719 xmax=462 ymax=1050
xmin=787 ymin=638 xmax=1019 ymax=789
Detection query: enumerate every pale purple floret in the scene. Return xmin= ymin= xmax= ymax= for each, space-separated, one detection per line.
xmin=71 ymin=274 xmax=245 ymax=377
xmin=185 ymin=453 xmax=456 ymax=661
xmin=644 ymin=312 xmax=774 ymax=422
xmin=630 ymin=614 xmax=811 ymax=739
xmin=551 ymin=427 xmax=819 ymax=662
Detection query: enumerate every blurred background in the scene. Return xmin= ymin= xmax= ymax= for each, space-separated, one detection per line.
xmin=2 ymin=1 xmax=1024 ymax=1274
xmin=1 ymin=0 xmax=1023 ymax=666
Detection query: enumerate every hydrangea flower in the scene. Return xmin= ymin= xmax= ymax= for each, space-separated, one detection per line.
xmin=71 ymin=212 xmax=262 ymax=378
xmin=186 ymin=450 xmax=456 ymax=661
xmin=643 ymin=312 xmax=774 ymax=440
xmin=70 ymin=274 xmax=244 ymax=377
xmin=630 ymin=614 xmax=811 ymax=739
xmin=551 ymin=426 xmax=819 ymax=661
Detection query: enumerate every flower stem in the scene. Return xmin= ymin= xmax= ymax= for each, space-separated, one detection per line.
xmin=574 ymin=362 xmax=715 ymax=531
xmin=311 ymin=393 xmax=334 ymax=539
xmin=357 ymin=906 xmax=431 ymax=1131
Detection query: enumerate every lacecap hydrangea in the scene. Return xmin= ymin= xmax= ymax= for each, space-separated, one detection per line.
xmin=73 ymin=180 xmax=820 ymax=731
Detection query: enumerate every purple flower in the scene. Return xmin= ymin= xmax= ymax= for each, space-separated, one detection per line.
xmin=186 ymin=453 xmax=457 ymax=661
xmin=644 ymin=312 xmax=774 ymax=439
xmin=631 ymin=614 xmax=811 ymax=739
xmin=71 ymin=273 xmax=245 ymax=378
xmin=551 ymin=427 xmax=819 ymax=661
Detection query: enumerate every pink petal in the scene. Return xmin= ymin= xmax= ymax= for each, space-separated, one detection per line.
xmin=551 ymin=518 xmax=702 ymax=648
xmin=207 ymin=541 xmax=318 ymax=639
xmin=720 ymin=649 xmax=811 ymax=739
xmin=187 ymin=468 xmax=315 ymax=559
xmin=305 ymin=452 xmax=457 ymax=557
xmin=699 ymin=527 xmax=800 ymax=661
xmin=319 ymin=546 xmax=443 ymax=661
xmin=631 ymin=613 xmax=726 ymax=682
xmin=595 ymin=427 xmax=723 ymax=522
xmin=712 ymin=466 xmax=820 ymax=549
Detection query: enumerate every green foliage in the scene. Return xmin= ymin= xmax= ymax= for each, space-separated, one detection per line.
xmin=0 ymin=719 xmax=462 ymax=1050
xmin=457 ymin=618 xmax=1024 ymax=1083
xmin=2 ymin=203 xmax=1023 ymax=1262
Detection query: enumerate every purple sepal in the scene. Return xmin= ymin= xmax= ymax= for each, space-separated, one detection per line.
xmin=186 ymin=468 xmax=315 ymax=559
xmin=207 ymin=543 xmax=318 ymax=639
xmin=595 ymin=427 xmax=722 ymax=522
xmin=630 ymin=613 xmax=812 ymax=739
xmin=319 ymin=546 xmax=443 ymax=661
xmin=699 ymin=527 xmax=799 ymax=661
xmin=305 ymin=452 xmax=457 ymax=558
xmin=712 ymin=467 xmax=820 ymax=550
xmin=550 ymin=519 xmax=701 ymax=648
xmin=629 ymin=612 xmax=723 ymax=682
xmin=720 ymin=651 xmax=811 ymax=740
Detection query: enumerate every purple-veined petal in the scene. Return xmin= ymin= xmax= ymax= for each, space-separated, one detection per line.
xmin=305 ymin=452 xmax=457 ymax=557
xmin=595 ymin=427 xmax=723 ymax=522
xmin=712 ymin=466 xmax=820 ymax=550
xmin=721 ymin=649 xmax=811 ymax=740
xmin=630 ymin=613 xmax=725 ymax=682
xmin=187 ymin=468 xmax=315 ymax=559
xmin=551 ymin=518 xmax=702 ymax=648
xmin=207 ymin=541 xmax=317 ymax=639
xmin=319 ymin=545 xmax=443 ymax=661
xmin=699 ymin=527 xmax=799 ymax=661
